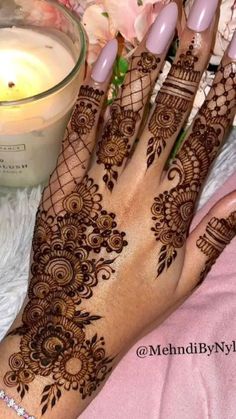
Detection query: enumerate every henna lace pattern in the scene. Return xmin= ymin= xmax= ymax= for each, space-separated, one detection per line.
xmin=4 ymin=176 xmax=128 ymax=415
xmin=41 ymin=85 xmax=104 ymax=218
xmin=97 ymin=51 xmax=160 ymax=191
xmin=151 ymin=63 xmax=236 ymax=277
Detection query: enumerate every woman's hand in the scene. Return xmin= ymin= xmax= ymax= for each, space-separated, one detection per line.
xmin=1 ymin=1 xmax=236 ymax=418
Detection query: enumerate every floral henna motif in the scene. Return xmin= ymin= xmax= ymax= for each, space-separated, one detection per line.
xmin=97 ymin=51 xmax=160 ymax=191
xmin=152 ymin=63 xmax=236 ymax=277
xmin=4 ymin=176 xmax=127 ymax=415
xmin=151 ymin=185 xmax=198 ymax=276
xmin=97 ymin=104 xmax=140 ymax=190
xmin=42 ymin=85 xmax=104 ymax=217
xmin=137 ymin=52 xmax=160 ymax=74
xmin=196 ymin=212 xmax=236 ymax=285
xmin=147 ymin=40 xmax=201 ymax=167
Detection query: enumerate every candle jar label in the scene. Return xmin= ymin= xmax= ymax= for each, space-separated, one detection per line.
xmin=0 ymin=111 xmax=71 ymax=187
xmin=0 ymin=0 xmax=86 ymax=187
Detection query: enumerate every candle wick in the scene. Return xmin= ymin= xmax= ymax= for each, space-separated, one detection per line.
xmin=8 ymin=82 xmax=15 ymax=88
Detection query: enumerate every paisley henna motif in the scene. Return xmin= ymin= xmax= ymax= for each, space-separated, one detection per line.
xmin=196 ymin=212 xmax=236 ymax=285
xmin=147 ymin=40 xmax=201 ymax=167
xmin=152 ymin=63 xmax=236 ymax=277
xmin=4 ymin=176 xmax=127 ymax=415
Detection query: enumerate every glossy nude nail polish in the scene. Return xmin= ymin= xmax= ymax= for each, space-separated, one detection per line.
xmin=146 ymin=2 xmax=178 ymax=55
xmin=187 ymin=0 xmax=219 ymax=32
xmin=228 ymin=31 xmax=236 ymax=60
xmin=91 ymin=39 xmax=118 ymax=83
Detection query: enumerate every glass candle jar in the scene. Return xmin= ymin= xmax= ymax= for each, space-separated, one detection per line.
xmin=0 ymin=0 xmax=86 ymax=187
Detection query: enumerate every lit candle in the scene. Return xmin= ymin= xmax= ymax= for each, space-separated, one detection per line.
xmin=0 ymin=25 xmax=85 ymax=187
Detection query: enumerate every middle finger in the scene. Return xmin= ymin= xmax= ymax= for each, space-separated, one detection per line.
xmin=92 ymin=2 xmax=178 ymax=192
xmin=128 ymin=0 xmax=219 ymax=182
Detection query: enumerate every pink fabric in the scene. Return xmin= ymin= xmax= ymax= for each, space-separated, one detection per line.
xmin=80 ymin=174 xmax=236 ymax=419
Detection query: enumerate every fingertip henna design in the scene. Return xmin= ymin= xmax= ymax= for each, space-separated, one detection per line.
xmin=4 ymin=176 xmax=128 ymax=415
xmin=137 ymin=52 xmax=160 ymax=74
xmin=97 ymin=51 xmax=160 ymax=191
xmin=196 ymin=212 xmax=236 ymax=285
xmin=152 ymin=62 xmax=236 ymax=277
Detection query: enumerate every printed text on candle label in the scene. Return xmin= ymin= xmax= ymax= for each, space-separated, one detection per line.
xmin=0 ymin=144 xmax=25 ymax=152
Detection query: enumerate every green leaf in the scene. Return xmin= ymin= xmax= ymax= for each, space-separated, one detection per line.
xmin=168 ymin=129 xmax=187 ymax=165
xmin=106 ymin=56 xmax=129 ymax=105
xmin=172 ymin=129 xmax=186 ymax=156
xmin=113 ymin=75 xmax=125 ymax=86
xmin=117 ymin=56 xmax=129 ymax=75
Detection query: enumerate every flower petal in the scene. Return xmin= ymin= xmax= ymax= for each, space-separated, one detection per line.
xmin=82 ymin=4 xmax=113 ymax=45
xmin=134 ymin=3 xmax=159 ymax=42
xmin=103 ymin=0 xmax=141 ymax=42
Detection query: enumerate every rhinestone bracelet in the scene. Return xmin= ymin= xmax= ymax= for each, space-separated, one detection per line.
xmin=0 ymin=389 xmax=35 ymax=418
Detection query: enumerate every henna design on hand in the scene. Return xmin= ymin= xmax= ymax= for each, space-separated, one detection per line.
xmin=137 ymin=52 xmax=160 ymax=74
xmin=196 ymin=212 xmax=236 ymax=285
xmin=4 ymin=176 xmax=128 ymax=415
xmin=97 ymin=52 xmax=160 ymax=191
xmin=147 ymin=40 xmax=201 ymax=167
xmin=42 ymin=86 xmax=104 ymax=217
xmin=97 ymin=104 xmax=140 ymax=190
xmin=152 ymin=63 xmax=236 ymax=277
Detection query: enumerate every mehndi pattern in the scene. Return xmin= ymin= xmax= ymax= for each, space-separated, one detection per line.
xmin=196 ymin=212 xmax=236 ymax=285
xmin=42 ymin=86 xmax=104 ymax=217
xmin=147 ymin=40 xmax=201 ymax=167
xmin=97 ymin=51 xmax=160 ymax=191
xmin=152 ymin=63 xmax=236 ymax=276
xmin=4 ymin=176 xmax=127 ymax=415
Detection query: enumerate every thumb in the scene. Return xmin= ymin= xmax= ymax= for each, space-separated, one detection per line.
xmin=176 ymin=191 xmax=236 ymax=298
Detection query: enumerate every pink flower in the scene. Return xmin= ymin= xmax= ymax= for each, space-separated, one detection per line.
xmin=58 ymin=0 xmax=89 ymax=17
xmin=82 ymin=3 xmax=115 ymax=64
xmin=16 ymin=0 xmax=65 ymax=27
xmin=82 ymin=0 xmax=176 ymax=63
xmin=102 ymin=0 xmax=167 ymax=43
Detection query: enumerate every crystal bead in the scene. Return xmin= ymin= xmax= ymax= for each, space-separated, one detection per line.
xmin=7 ymin=398 xmax=15 ymax=407
xmin=17 ymin=406 xmax=25 ymax=416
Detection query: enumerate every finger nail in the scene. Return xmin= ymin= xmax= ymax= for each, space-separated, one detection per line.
xmin=228 ymin=31 xmax=236 ymax=60
xmin=91 ymin=39 xmax=118 ymax=83
xmin=187 ymin=0 xmax=218 ymax=32
xmin=146 ymin=2 xmax=178 ymax=55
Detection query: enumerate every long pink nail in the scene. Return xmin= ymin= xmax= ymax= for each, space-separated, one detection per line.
xmin=228 ymin=31 xmax=236 ymax=60
xmin=146 ymin=2 xmax=178 ymax=55
xmin=91 ymin=39 xmax=118 ymax=83
xmin=187 ymin=0 xmax=218 ymax=32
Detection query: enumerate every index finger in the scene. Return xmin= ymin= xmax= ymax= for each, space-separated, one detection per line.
xmin=41 ymin=40 xmax=118 ymax=217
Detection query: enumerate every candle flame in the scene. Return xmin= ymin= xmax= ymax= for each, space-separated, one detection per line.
xmin=0 ymin=49 xmax=50 ymax=101
xmin=0 ymin=51 xmax=17 ymax=86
